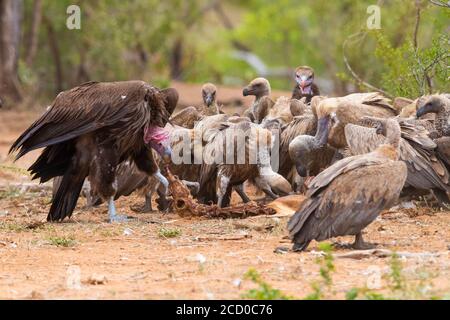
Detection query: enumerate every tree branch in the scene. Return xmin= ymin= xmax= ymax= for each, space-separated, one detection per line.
xmin=428 ymin=0 xmax=450 ymax=8
xmin=342 ymin=33 xmax=394 ymax=98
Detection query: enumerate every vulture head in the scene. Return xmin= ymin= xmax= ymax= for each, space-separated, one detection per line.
xmin=288 ymin=135 xmax=317 ymax=177
xmin=143 ymin=87 xmax=179 ymax=162
xmin=416 ymin=95 xmax=448 ymax=118
xmin=243 ymin=77 xmax=271 ymax=98
xmin=202 ymin=83 xmax=217 ymax=107
xmin=144 ymin=126 xmax=172 ymax=163
xmin=294 ymin=66 xmax=315 ymax=95
xmin=360 ymin=116 xmax=402 ymax=152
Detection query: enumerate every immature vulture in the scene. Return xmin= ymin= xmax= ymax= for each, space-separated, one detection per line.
xmin=170 ymin=83 xmax=222 ymax=128
xmin=314 ymin=92 xmax=397 ymax=149
xmin=10 ymin=81 xmax=174 ymax=222
xmin=242 ymin=78 xmax=275 ymax=123
xmin=345 ymin=118 xmax=450 ymax=204
xmin=199 ymin=121 xmax=291 ymax=207
xmin=288 ymin=118 xmax=407 ymax=251
xmin=291 ymin=66 xmax=320 ymax=103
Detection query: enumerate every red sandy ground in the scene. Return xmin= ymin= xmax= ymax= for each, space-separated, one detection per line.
xmin=0 ymin=108 xmax=449 ymax=300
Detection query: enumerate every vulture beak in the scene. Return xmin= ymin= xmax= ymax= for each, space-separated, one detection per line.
xmin=205 ymin=94 xmax=214 ymax=107
xmin=242 ymin=87 xmax=251 ymax=96
xmin=416 ymin=104 xmax=433 ymax=118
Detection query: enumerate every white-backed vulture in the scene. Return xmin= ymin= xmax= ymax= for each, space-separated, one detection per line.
xmin=10 ymin=81 xmax=174 ymax=222
xmin=344 ymin=118 xmax=450 ymax=204
xmin=169 ymin=83 xmax=223 ymax=129
xmin=291 ymin=66 xmax=320 ymax=103
xmin=315 ymin=92 xmax=397 ymax=149
xmin=242 ymin=77 xmax=275 ymax=123
xmin=288 ymin=118 xmax=407 ymax=251
xmin=198 ymin=121 xmax=292 ymax=207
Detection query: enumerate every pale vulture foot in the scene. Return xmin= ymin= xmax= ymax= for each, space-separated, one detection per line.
xmin=217 ymin=175 xmax=231 ymax=208
xmin=108 ymin=197 xmax=129 ymax=223
xmin=130 ymin=194 xmax=153 ymax=213
xmin=352 ymin=232 xmax=377 ymax=250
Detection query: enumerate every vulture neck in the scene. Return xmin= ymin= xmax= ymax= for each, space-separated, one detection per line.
xmin=313 ymin=115 xmax=330 ymax=148
xmin=376 ymin=123 xmax=401 ymax=161
xmin=435 ymin=109 xmax=450 ymax=137
xmin=254 ymin=90 xmax=270 ymax=102
xmin=203 ymin=102 xmax=220 ymax=115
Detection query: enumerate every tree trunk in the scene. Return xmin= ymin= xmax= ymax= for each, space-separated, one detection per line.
xmin=170 ymin=37 xmax=183 ymax=80
xmin=0 ymin=0 xmax=23 ymax=104
xmin=25 ymin=0 xmax=42 ymax=67
xmin=43 ymin=15 xmax=64 ymax=93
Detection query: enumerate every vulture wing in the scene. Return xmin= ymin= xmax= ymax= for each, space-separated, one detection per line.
xmin=345 ymin=124 xmax=450 ymax=191
xmin=279 ymin=115 xmax=317 ymax=177
xmin=10 ymin=81 xmax=168 ymax=159
xmin=288 ymin=161 xmax=407 ymax=244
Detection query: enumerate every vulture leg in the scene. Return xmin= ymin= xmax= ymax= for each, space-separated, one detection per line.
xmin=431 ymin=189 xmax=450 ymax=206
xmin=233 ymin=184 xmax=251 ymax=203
xmin=131 ymin=191 xmax=155 ymax=213
xmin=108 ymin=197 xmax=128 ymax=222
xmin=217 ymin=175 xmax=231 ymax=208
xmin=90 ymin=143 xmax=128 ymax=223
xmin=352 ymin=232 xmax=377 ymax=250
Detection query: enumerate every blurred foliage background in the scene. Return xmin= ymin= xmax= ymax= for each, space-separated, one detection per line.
xmin=0 ymin=0 xmax=448 ymax=107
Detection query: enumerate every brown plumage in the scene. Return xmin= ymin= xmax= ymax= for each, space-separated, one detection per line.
xmin=170 ymin=83 xmax=223 ymax=129
xmin=345 ymin=119 xmax=450 ymax=204
xmin=261 ymin=96 xmax=303 ymax=128
xmin=278 ymin=114 xmax=318 ymax=184
xmin=314 ymin=92 xmax=397 ymax=149
xmin=242 ymin=77 xmax=275 ymax=123
xmin=416 ymin=94 xmax=450 ymax=172
xmin=199 ymin=121 xmax=291 ymax=207
xmin=10 ymin=81 xmax=174 ymax=222
xmin=288 ymin=117 xmax=407 ymax=251
xmin=291 ymin=66 xmax=320 ymax=103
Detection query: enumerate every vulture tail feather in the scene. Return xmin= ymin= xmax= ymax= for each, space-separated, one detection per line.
xmin=48 ymin=167 xmax=87 ymax=222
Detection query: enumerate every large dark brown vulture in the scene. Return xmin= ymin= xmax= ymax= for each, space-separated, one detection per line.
xmin=314 ymin=92 xmax=397 ymax=149
xmin=10 ymin=81 xmax=175 ymax=222
xmin=242 ymin=78 xmax=275 ymax=123
xmin=291 ymin=66 xmax=320 ymax=103
xmin=199 ymin=121 xmax=291 ymax=207
xmin=288 ymin=118 xmax=407 ymax=251
xmin=344 ymin=117 xmax=450 ymax=205
xmin=170 ymin=83 xmax=222 ymax=129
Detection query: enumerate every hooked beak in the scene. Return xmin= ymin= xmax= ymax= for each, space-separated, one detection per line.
xmin=242 ymin=87 xmax=251 ymax=96
xmin=416 ymin=105 xmax=429 ymax=118
xmin=205 ymin=94 xmax=213 ymax=107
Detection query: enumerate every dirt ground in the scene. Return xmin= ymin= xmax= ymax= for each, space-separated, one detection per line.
xmin=0 ymin=109 xmax=449 ymax=300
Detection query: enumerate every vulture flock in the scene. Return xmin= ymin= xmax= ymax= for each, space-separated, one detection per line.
xmin=8 ymin=66 xmax=450 ymax=252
